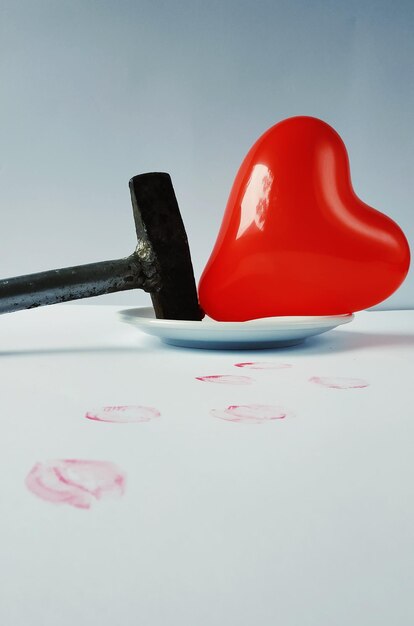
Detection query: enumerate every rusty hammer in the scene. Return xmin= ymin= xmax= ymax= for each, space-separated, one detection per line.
xmin=0 ymin=173 xmax=204 ymax=320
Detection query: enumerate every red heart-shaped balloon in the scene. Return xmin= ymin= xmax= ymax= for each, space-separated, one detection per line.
xmin=199 ymin=116 xmax=410 ymax=321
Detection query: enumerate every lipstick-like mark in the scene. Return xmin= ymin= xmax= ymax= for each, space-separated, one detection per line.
xmin=196 ymin=375 xmax=253 ymax=385
xmin=234 ymin=362 xmax=292 ymax=370
xmin=85 ymin=405 xmax=160 ymax=423
xmin=211 ymin=404 xmax=289 ymax=423
xmin=25 ymin=459 xmax=126 ymax=509
xmin=309 ymin=376 xmax=369 ymax=389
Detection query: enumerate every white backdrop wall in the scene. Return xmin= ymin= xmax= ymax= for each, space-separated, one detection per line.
xmin=0 ymin=0 xmax=413 ymax=310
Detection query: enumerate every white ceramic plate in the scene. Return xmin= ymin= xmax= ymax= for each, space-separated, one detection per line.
xmin=119 ymin=307 xmax=354 ymax=350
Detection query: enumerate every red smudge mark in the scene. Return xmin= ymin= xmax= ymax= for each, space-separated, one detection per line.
xmin=25 ymin=459 xmax=126 ymax=509
xmin=211 ymin=404 xmax=288 ymax=423
xmin=196 ymin=375 xmax=253 ymax=385
xmin=234 ymin=362 xmax=292 ymax=370
xmin=85 ymin=405 xmax=160 ymax=423
xmin=309 ymin=376 xmax=369 ymax=389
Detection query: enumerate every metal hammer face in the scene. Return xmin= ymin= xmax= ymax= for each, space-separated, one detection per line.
xmin=130 ymin=173 xmax=203 ymax=320
xmin=0 ymin=173 xmax=204 ymax=321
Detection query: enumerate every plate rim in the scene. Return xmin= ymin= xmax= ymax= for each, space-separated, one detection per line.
xmin=119 ymin=307 xmax=354 ymax=331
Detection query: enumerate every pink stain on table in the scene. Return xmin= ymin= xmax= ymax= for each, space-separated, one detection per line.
xmin=196 ymin=375 xmax=253 ymax=385
xmin=85 ymin=405 xmax=160 ymax=423
xmin=309 ymin=376 xmax=369 ymax=389
xmin=234 ymin=362 xmax=292 ymax=370
xmin=25 ymin=459 xmax=126 ymax=509
xmin=211 ymin=404 xmax=289 ymax=423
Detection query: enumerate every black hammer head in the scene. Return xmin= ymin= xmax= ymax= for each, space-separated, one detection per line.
xmin=129 ymin=173 xmax=204 ymax=321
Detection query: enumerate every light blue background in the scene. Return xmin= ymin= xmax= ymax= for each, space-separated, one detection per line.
xmin=1 ymin=0 xmax=413 ymax=308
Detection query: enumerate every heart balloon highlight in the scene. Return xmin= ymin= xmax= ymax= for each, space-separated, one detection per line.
xmin=199 ymin=116 xmax=410 ymax=321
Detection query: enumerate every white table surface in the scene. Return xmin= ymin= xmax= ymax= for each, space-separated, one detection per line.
xmin=0 ymin=305 xmax=413 ymax=626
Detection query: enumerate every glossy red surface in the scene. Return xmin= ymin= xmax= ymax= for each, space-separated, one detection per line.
xmin=199 ymin=116 xmax=410 ymax=321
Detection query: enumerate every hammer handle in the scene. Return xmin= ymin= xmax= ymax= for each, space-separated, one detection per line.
xmin=0 ymin=254 xmax=160 ymax=314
